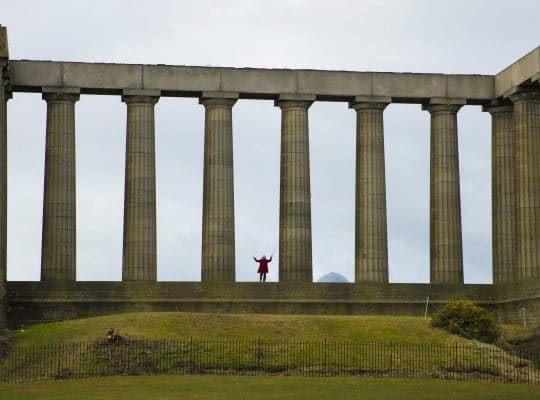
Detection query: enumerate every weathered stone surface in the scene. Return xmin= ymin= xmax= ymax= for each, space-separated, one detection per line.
xmin=0 ymin=26 xmax=8 ymax=59
xmin=11 ymin=61 xmax=64 ymax=89
xmin=6 ymin=280 xmax=540 ymax=327
xmin=496 ymin=47 xmax=540 ymax=98
xmin=121 ymin=93 xmax=159 ymax=281
xmin=41 ymin=90 xmax=79 ymax=281
xmin=486 ymin=104 xmax=516 ymax=284
xmin=298 ymin=70 xmax=372 ymax=98
xmin=200 ymin=95 xmax=237 ymax=282
xmin=144 ymin=65 xmax=220 ymax=93
xmin=425 ymin=103 xmax=464 ymax=284
xmin=278 ymin=99 xmax=313 ymax=282
xmin=447 ymin=75 xmax=494 ymax=101
xmin=512 ymin=87 xmax=540 ymax=280
xmin=0 ymin=73 xmax=7 ymax=328
xmin=351 ymin=101 xmax=389 ymax=283
xmin=9 ymin=60 xmax=495 ymax=102
xmin=64 ymin=63 xmax=143 ymax=90
xmin=373 ymin=73 xmax=446 ymax=99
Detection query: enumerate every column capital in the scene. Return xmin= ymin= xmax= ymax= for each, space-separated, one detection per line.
xmin=422 ymin=98 xmax=465 ymax=114
xmin=200 ymin=91 xmax=239 ymax=100
xmin=42 ymin=87 xmax=80 ymax=103
xmin=199 ymin=92 xmax=238 ymax=108
xmin=121 ymin=89 xmax=160 ymax=105
xmin=275 ymin=93 xmax=315 ymax=109
xmin=510 ymin=85 xmax=540 ymax=103
xmin=349 ymin=95 xmax=391 ymax=111
xmin=422 ymin=103 xmax=463 ymax=114
xmin=482 ymin=100 xmax=513 ymax=114
xmin=349 ymin=97 xmax=389 ymax=112
xmin=1 ymin=86 xmax=12 ymax=101
xmin=122 ymin=95 xmax=159 ymax=105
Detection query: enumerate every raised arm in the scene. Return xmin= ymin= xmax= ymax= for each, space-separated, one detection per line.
xmin=253 ymin=257 xmax=260 ymax=262
xmin=268 ymin=256 xmax=273 ymax=262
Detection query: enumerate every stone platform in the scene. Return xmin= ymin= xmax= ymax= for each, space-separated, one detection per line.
xmin=6 ymin=280 xmax=540 ymax=328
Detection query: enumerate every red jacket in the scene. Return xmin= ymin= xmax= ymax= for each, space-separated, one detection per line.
xmin=254 ymin=256 xmax=272 ymax=273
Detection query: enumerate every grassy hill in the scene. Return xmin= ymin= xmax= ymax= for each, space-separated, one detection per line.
xmin=13 ymin=312 xmax=475 ymax=346
xmin=1 ymin=313 xmax=538 ymax=384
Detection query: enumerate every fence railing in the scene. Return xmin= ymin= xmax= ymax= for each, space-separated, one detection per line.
xmin=0 ymin=339 xmax=538 ymax=384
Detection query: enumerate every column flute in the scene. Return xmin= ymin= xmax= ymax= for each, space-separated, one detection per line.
xmin=350 ymin=96 xmax=390 ymax=283
xmin=512 ymin=86 xmax=540 ymax=281
xmin=41 ymin=88 xmax=80 ymax=281
xmin=121 ymin=89 xmax=160 ymax=281
xmin=277 ymin=94 xmax=314 ymax=282
xmin=200 ymin=92 xmax=238 ymax=281
xmin=485 ymin=103 xmax=516 ymax=284
xmin=0 ymin=48 xmax=10 ymax=326
xmin=424 ymin=100 xmax=464 ymax=285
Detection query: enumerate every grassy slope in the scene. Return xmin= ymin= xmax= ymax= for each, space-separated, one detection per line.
xmin=13 ymin=312 xmax=474 ymax=346
xmin=498 ymin=324 xmax=540 ymax=353
xmin=2 ymin=376 xmax=540 ymax=400
xmin=4 ymin=313 xmax=537 ymax=384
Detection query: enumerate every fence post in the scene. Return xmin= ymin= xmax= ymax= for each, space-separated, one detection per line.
xmin=189 ymin=337 xmax=193 ymax=374
xmin=454 ymin=342 xmax=458 ymax=367
xmin=323 ymin=339 xmax=327 ymax=375
xmin=257 ymin=338 xmax=262 ymax=373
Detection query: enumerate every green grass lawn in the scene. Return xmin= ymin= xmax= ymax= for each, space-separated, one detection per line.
xmin=13 ymin=312 xmax=476 ymax=346
xmin=1 ymin=375 xmax=540 ymax=400
xmin=2 ymin=313 xmax=538 ymax=385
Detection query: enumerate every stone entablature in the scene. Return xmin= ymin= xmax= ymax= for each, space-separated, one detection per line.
xmin=6 ymin=46 xmax=539 ymax=103
xmin=9 ymin=59 xmax=494 ymax=102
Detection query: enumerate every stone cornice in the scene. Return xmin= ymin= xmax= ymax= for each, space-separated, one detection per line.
xmin=8 ymin=60 xmax=495 ymax=104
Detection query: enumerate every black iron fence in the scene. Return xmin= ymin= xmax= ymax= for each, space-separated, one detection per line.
xmin=0 ymin=339 xmax=538 ymax=384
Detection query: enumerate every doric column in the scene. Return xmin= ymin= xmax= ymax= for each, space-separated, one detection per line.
xmin=423 ymin=100 xmax=464 ymax=284
xmin=200 ymin=92 xmax=238 ymax=282
xmin=350 ymin=96 xmax=390 ymax=283
xmin=0 ymin=86 xmax=6 ymax=283
xmin=0 ymin=49 xmax=10 ymax=327
xmin=41 ymin=88 xmax=80 ymax=281
xmin=276 ymin=95 xmax=314 ymax=282
xmin=121 ymin=90 xmax=160 ymax=281
xmin=485 ymin=103 xmax=516 ymax=284
xmin=511 ymin=86 xmax=540 ymax=281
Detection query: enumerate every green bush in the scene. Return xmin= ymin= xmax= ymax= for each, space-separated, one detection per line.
xmin=431 ymin=300 xmax=499 ymax=343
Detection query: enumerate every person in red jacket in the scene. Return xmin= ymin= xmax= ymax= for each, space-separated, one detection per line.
xmin=253 ymin=255 xmax=272 ymax=282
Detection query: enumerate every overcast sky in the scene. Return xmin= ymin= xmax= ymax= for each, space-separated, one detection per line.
xmin=2 ymin=0 xmax=540 ymax=283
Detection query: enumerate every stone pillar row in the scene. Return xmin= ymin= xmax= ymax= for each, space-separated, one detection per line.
xmin=512 ymin=87 xmax=540 ymax=281
xmin=485 ymin=86 xmax=540 ymax=285
xmin=35 ymin=88 xmax=540 ymax=286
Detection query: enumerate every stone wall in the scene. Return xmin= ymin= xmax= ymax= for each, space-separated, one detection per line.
xmin=6 ymin=280 xmax=540 ymax=327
